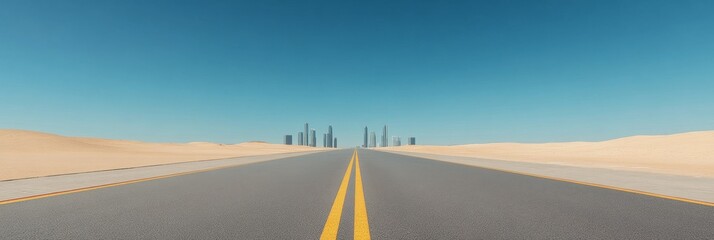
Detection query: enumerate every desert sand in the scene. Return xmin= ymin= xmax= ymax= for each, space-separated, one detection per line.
xmin=382 ymin=131 xmax=714 ymax=177
xmin=0 ymin=129 xmax=325 ymax=181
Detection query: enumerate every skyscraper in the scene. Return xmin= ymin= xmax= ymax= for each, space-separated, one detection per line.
xmin=298 ymin=132 xmax=304 ymax=145
xmin=304 ymin=123 xmax=309 ymax=147
xmin=284 ymin=135 xmax=292 ymax=145
xmin=327 ymin=125 xmax=333 ymax=148
xmin=323 ymin=133 xmax=327 ymax=147
xmin=310 ymin=129 xmax=316 ymax=147
xmin=333 ymin=138 xmax=337 ymax=148
xmin=408 ymin=137 xmax=416 ymax=145
xmin=369 ymin=132 xmax=377 ymax=148
xmin=363 ymin=126 xmax=368 ymax=148
xmin=381 ymin=125 xmax=388 ymax=147
xmin=393 ymin=136 xmax=401 ymax=147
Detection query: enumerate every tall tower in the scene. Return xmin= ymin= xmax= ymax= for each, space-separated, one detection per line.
xmin=323 ymin=133 xmax=327 ymax=147
xmin=310 ymin=129 xmax=316 ymax=147
xmin=381 ymin=125 xmax=388 ymax=147
xmin=327 ymin=125 xmax=333 ymax=148
xmin=298 ymin=132 xmax=304 ymax=145
xmin=363 ymin=126 xmax=368 ymax=148
xmin=304 ymin=123 xmax=309 ymax=147
xmin=369 ymin=132 xmax=377 ymax=148
xmin=333 ymin=138 xmax=337 ymax=148
xmin=408 ymin=137 xmax=416 ymax=145
xmin=284 ymin=135 xmax=292 ymax=145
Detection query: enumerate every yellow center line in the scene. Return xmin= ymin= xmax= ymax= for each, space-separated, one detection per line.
xmin=320 ymin=150 xmax=356 ymax=239
xmin=354 ymin=150 xmax=371 ymax=239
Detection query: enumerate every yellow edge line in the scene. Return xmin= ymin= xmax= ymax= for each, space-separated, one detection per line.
xmin=354 ymin=149 xmax=371 ymax=239
xmin=0 ymin=163 xmax=253 ymax=205
xmin=418 ymin=156 xmax=714 ymax=207
xmin=320 ymin=149 xmax=356 ymax=240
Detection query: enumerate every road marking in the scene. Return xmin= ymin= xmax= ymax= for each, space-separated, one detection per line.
xmin=0 ymin=164 xmax=248 ymax=205
xmin=393 ymin=153 xmax=714 ymax=207
xmin=354 ymin=150 xmax=371 ymax=239
xmin=320 ymin=150 xmax=356 ymax=239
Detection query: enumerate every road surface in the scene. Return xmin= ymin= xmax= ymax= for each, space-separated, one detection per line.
xmin=1 ymin=149 xmax=712 ymax=239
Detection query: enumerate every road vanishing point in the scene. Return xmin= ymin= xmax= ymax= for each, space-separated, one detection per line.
xmin=1 ymin=149 xmax=713 ymax=239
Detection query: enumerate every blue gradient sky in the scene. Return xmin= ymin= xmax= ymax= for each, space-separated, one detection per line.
xmin=1 ymin=0 xmax=713 ymax=146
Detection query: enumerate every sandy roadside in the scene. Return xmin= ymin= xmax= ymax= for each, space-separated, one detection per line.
xmin=0 ymin=129 xmax=327 ymax=181
xmin=381 ymin=131 xmax=714 ymax=177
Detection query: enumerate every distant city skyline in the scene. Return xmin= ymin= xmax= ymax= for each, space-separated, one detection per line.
xmin=2 ymin=1 xmax=713 ymax=147
xmin=286 ymin=123 xmax=337 ymax=148
xmin=358 ymin=125 xmax=413 ymax=148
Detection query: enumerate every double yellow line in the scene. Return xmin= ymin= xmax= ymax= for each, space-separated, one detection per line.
xmin=320 ymin=149 xmax=370 ymax=240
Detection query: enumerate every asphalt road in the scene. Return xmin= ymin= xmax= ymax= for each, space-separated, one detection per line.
xmin=1 ymin=149 xmax=712 ymax=239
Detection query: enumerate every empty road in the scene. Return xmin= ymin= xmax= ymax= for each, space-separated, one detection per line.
xmin=1 ymin=149 xmax=712 ymax=239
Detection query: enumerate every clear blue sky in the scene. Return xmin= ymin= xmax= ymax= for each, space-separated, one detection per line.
xmin=1 ymin=0 xmax=713 ymax=146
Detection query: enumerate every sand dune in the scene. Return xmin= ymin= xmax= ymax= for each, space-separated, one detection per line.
xmin=0 ymin=129 xmax=324 ymax=181
xmin=382 ymin=131 xmax=714 ymax=177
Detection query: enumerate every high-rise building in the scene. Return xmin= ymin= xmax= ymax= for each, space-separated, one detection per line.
xmin=298 ymin=132 xmax=304 ymax=145
xmin=363 ymin=126 xmax=368 ymax=148
xmin=393 ymin=136 xmax=402 ymax=147
xmin=323 ymin=133 xmax=327 ymax=147
xmin=333 ymin=138 xmax=337 ymax=148
xmin=310 ymin=129 xmax=316 ymax=147
xmin=369 ymin=132 xmax=377 ymax=148
xmin=304 ymin=123 xmax=309 ymax=147
xmin=284 ymin=135 xmax=293 ymax=145
xmin=327 ymin=125 xmax=333 ymax=148
xmin=381 ymin=125 xmax=388 ymax=147
xmin=408 ymin=137 xmax=416 ymax=145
